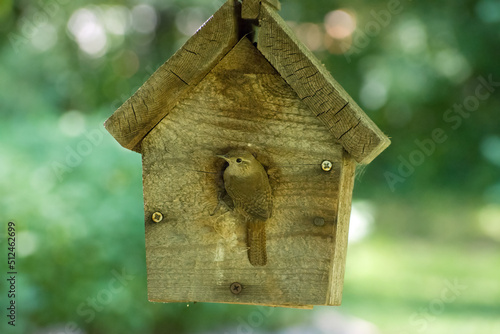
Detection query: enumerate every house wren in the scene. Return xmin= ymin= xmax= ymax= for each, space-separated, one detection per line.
xmin=218 ymin=150 xmax=272 ymax=266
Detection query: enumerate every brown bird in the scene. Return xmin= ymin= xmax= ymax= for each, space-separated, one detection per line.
xmin=218 ymin=150 xmax=272 ymax=266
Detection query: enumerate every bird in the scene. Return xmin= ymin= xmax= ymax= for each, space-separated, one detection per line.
xmin=217 ymin=150 xmax=272 ymax=266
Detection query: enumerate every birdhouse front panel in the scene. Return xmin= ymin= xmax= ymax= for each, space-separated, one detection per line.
xmin=141 ymin=37 xmax=355 ymax=307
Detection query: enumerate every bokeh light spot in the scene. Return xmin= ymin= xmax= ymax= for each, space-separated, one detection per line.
xmin=175 ymin=7 xmax=209 ymax=36
xmin=31 ymin=23 xmax=58 ymax=52
xmin=477 ymin=205 xmax=500 ymax=241
xmin=484 ymin=183 xmax=500 ymax=204
xmin=349 ymin=201 xmax=375 ymax=243
xmin=397 ymin=19 xmax=427 ymax=54
xmin=131 ymin=5 xmax=157 ymax=34
xmin=294 ymin=23 xmax=324 ymax=51
xmin=324 ymin=34 xmax=353 ymax=55
xmin=360 ymin=79 xmax=389 ymax=111
xmin=434 ymin=49 xmax=472 ymax=84
xmin=30 ymin=167 xmax=56 ymax=194
xmin=58 ymin=110 xmax=86 ymax=138
xmin=480 ymin=135 xmax=500 ymax=167
xmin=103 ymin=6 xmax=131 ymax=35
xmin=476 ymin=0 xmax=500 ymax=23
xmin=68 ymin=8 xmax=108 ymax=57
xmin=325 ymin=10 xmax=356 ymax=39
xmin=17 ymin=231 xmax=38 ymax=257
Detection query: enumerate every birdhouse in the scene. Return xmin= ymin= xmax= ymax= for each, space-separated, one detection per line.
xmin=105 ymin=0 xmax=390 ymax=308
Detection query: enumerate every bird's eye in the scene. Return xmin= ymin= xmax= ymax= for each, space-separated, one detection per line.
xmin=236 ymin=158 xmax=242 ymax=163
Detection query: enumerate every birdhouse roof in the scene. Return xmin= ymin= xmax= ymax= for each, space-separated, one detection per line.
xmin=104 ymin=0 xmax=390 ymax=164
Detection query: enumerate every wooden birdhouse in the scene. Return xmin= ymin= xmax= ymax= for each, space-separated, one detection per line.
xmin=105 ymin=0 xmax=390 ymax=308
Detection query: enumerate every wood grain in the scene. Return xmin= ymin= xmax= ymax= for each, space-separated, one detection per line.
xmin=242 ymin=0 xmax=281 ymax=20
xmin=257 ymin=3 xmax=390 ymax=164
xmin=104 ymin=0 xmax=240 ymax=152
xmin=142 ymin=37 xmax=349 ymax=307
xmin=327 ymin=152 xmax=356 ymax=305
xmin=241 ymin=0 xmax=260 ymax=20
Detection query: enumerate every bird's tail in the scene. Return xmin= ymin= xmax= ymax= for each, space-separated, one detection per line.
xmin=247 ymin=220 xmax=267 ymax=266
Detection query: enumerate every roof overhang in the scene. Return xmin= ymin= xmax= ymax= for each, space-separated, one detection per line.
xmin=105 ymin=0 xmax=390 ymax=164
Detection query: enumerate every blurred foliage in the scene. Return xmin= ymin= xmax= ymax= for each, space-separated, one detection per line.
xmin=0 ymin=0 xmax=499 ymax=333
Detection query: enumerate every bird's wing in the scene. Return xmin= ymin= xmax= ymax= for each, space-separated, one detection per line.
xmin=225 ymin=170 xmax=272 ymax=221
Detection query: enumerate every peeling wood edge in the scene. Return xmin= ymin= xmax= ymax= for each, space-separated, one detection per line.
xmin=148 ymin=298 xmax=314 ymax=309
xmin=326 ymin=151 xmax=356 ymax=305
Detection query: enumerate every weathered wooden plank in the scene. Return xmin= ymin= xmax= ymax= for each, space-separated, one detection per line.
xmin=257 ymin=3 xmax=390 ymax=164
xmin=241 ymin=0 xmax=260 ymax=20
xmin=142 ymin=38 xmax=346 ymax=307
xmin=104 ymin=0 xmax=241 ymax=152
xmin=327 ymin=152 xmax=356 ymax=305
xmin=242 ymin=0 xmax=281 ymax=20
xmin=149 ymin=298 xmax=313 ymax=309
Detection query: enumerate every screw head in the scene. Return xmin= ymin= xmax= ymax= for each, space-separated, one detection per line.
xmin=230 ymin=282 xmax=242 ymax=295
xmin=314 ymin=217 xmax=325 ymax=226
xmin=321 ymin=160 xmax=333 ymax=172
xmin=152 ymin=212 xmax=163 ymax=223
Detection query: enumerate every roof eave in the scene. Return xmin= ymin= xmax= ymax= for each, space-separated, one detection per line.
xmin=256 ymin=3 xmax=390 ymax=164
xmin=104 ymin=0 xmax=241 ymax=152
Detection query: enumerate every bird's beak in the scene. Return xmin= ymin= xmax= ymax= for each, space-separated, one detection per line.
xmin=217 ymin=154 xmax=229 ymax=162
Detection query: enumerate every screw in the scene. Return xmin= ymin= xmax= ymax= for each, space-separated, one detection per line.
xmin=314 ymin=217 xmax=325 ymax=226
xmin=152 ymin=212 xmax=163 ymax=223
xmin=230 ymin=282 xmax=242 ymax=295
xmin=321 ymin=160 xmax=333 ymax=172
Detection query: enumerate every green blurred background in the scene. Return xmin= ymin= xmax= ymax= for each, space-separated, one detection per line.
xmin=1 ymin=0 xmax=499 ymax=333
